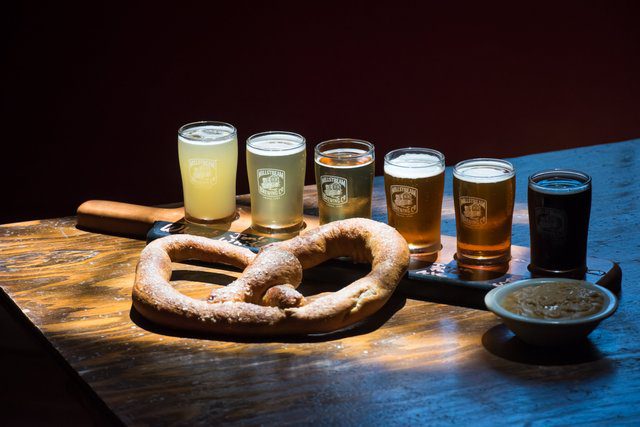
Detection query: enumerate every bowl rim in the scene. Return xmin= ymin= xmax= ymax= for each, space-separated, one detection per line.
xmin=484 ymin=278 xmax=618 ymax=326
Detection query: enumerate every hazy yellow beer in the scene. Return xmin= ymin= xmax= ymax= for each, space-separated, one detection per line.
xmin=384 ymin=148 xmax=445 ymax=255
xmin=247 ymin=131 xmax=306 ymax=233
xmin=314 ymin=139 xmax=375 ymax=224
xmin=453 ymin=158 xmax=515 ymax=266
xmin=178 ymin=121 xmax=238 ymax=224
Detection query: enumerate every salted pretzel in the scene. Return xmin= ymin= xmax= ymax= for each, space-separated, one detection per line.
xmin=133 ymin=218 xmax=410 ymax=335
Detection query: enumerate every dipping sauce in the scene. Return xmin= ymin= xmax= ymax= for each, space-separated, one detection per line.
xmin=502 ymin=282 xmax=605 ymax=319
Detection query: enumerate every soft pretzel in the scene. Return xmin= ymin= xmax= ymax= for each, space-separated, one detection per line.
xmin=133 ymin=218 xmax=410 ymax=335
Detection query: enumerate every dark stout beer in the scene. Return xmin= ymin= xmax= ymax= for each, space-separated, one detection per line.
xmin=453 ymin=159 xmax=515 ymax=266
xmin=528 ymin=169 xmax=592 ymax=278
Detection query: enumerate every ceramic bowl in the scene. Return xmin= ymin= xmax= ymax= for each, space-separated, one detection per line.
xmin=484 ymin=278 xmax=618 ymax=346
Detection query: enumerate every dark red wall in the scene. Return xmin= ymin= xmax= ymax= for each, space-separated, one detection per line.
xmin=2 ymin=1 xmax=639 ymax=224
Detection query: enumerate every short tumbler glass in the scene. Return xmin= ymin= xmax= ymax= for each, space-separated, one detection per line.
xmin=384 ymin=148 xmax=445 ymax=255
xmin=453 ymin=158 xmax=516 ymax=266
xmin=178 ymin=121 xmax=238 ymax=224
xmin=528 ymin=169 xmax=592 ymax=278
xmin=314 ymin=139 xmax=375 ymax=225
xmin=246 ymin=131 xmax=306 ymax=234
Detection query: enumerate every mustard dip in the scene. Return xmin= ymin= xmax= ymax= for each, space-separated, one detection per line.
xmin=502 ymin=282 xmax=605 ymax=320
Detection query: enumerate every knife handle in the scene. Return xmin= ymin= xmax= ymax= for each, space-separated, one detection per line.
xmin=76 ymin=200 xmax=184 ymax=238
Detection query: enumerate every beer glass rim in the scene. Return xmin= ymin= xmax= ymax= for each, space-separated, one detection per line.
xmin=178 ymin=121 xmax=237 ymax=143
xmin=314 ymin=138 xmax=374 ymax=159
xmin=528 ymin=169 xmax=591 ymax=193
xmin=246 ymin=131 xmax=306 ymax=152
xmin=453 ymin=158 xmax=515 ymax=181
xmin=384 ymin=147 xmax=445 ymax=168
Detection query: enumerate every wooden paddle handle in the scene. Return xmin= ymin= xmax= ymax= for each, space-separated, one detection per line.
xmin=77 ymin=200 xmax=184 ymax=238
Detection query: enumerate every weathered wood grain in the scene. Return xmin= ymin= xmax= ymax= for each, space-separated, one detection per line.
xmin=0 ymin=140 xmax=639 ymax=425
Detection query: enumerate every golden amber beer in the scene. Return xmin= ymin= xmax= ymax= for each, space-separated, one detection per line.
xmin=247 ymin=131 xmax=306 ymax=233
xmin=453 ymin=158 xmax=515 ymax=266
xmin=384 ymin=148 xmax=445 ymax=255
xmin=178 ymin=121 xmax=238 ymax=224
xmin=314 ymin=139 xmax=375 ymax=224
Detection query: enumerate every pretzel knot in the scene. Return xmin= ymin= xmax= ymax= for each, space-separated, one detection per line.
xmin=133 ymin=218 xmax=410 ymax=335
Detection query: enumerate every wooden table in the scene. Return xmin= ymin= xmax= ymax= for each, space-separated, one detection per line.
xmin=1 ymin=140 xmax=639 ymax=425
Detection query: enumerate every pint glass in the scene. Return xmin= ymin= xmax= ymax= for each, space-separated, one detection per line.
xmin=384 ymin=148 xmax=445 ymax=255
xmin=528 ymin=169 xmax=592 ymax=278
xmin=246 ymin=131 xmax=306 ymax=233
xmin=453 ymin=158 xmax=515 ymax=266
xmin=178 ymin=121 xmax=238 ymax=224
xmin=314 ymin=139 xmax=375 ymax=224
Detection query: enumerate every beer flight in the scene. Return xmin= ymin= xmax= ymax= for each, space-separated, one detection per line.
xmin=178 ymin=120 xmax=592 ymax=278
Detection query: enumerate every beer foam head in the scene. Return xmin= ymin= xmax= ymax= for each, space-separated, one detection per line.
xmin=454 ymin=159 xmax=514 ymax=183
xmin=384 ymin=153 xmax=444 ymax=178
xmin=247 ymin=132 xmax=306 ymax=156
xmin=179 ymin=123 xmax=236 ymax=145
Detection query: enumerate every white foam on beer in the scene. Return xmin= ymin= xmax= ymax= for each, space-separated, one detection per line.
xmin=314 ymin=148 xmax=374 ymax=168
xmin=247 ymin=134 xmax=305 ymax=156
xmin=454 ymin=161 xmax=514 ymax=183
xmin=384 ymin=153 xmax=444 ymax=178
xmin=179 ymin=125 xmax=235 ymax=145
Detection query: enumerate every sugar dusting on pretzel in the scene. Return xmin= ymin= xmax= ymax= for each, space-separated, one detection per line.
xmin=133 ymin=218 xmax=410 ymax=335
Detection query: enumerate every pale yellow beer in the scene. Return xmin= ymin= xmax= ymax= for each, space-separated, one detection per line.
xmin=314 ymin=139 xmax=375 ymax=224
xmin=453 ymin=158 xmax=515 ymax=266
xmin=178 ymin=121 xmax=238 ymax=223
xmin=384 ymin=148 xmax=445 ymax=255
xmin=247 ymin=131 xmax=306 ymax=233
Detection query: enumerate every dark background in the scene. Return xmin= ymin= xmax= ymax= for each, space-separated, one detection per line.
xmin=2 ymin=1 xmax=639 ymax=225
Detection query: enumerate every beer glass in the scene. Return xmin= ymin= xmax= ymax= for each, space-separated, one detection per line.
xmin=178 ymin=121 xmax=238 ymax=224
xmin=528 ymin=169 xmax=592 ymax=278
xmin=314 ymin=139 xmax=375 ymax=224
xmin=453 ymin=158 xmax=515 ymax=266
xmin=384 ymin=148 xmax=445 ymax=255
xmin=246 ymin=131 xmax=306 ymax=233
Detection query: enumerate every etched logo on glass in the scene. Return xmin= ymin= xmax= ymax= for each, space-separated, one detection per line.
xmin=535 ymin=207 xmax=567 ymax=240
xmin=257 ymin=168 xmax=285 ymax=199
xmin=189 ymin=158 xmax=217 ymax=185
xmin=459 ymin=196 xmax=487 ymax=227
xmin=391 ymin=185 xmax=418 ymax=216
xmin=320 ymin=175 xmax=348 ymax=206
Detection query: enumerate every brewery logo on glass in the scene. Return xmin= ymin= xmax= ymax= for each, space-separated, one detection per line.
xmin=320 ymin=175 xmax=348 ymax=206
xmin=390 ymin=185 xmax=418 ymax=216
xmin=534 ymin=207 xmax=567 ymax=239
xmin=459 ymin=196 xmax=487 ymax=227
xmin=257 ymin=168 xmax=286 ymax=199
xmin=188 ymin=158 xmax=217 ymax=186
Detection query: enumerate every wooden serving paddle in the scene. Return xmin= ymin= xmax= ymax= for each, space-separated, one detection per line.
xmin=76 ymin=199 xmax=319 ymax=241
xmin=77 ymin=200 xmax=186 ymax=238
xmin=77 ymin=199 xmax=621 ymax=308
